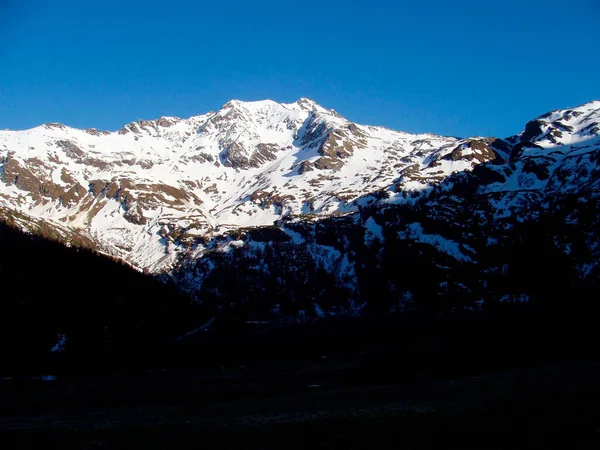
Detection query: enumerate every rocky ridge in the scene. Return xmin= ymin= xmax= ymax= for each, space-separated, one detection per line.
xmin=1 ymin=99 xmax=599 ymax=320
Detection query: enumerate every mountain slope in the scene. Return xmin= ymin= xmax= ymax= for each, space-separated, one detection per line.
xmin=1 ymin=98 xmax=600 ymax=321
xmin=0 ymin=98 xmax=469 ymax=271
xmin=0 ymin=220 xmax=203 ymax=373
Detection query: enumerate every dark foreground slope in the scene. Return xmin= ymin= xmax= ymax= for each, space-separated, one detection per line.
xmin=2 ymin=214 xmax=600 ymax=377
xmin=0 ymin=221 xmax=206 ymax=374
xmin=2 ymin=220 xmax=600 ymax=447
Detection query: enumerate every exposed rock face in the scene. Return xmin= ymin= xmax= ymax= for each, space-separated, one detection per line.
xmin=251 ymin=143 xmax=281 ymax=166
xmin=85 ymin=128 xmax=110 ymax=136
xmin=1 ymin=98 xmax=599 ymax=321
xmin=313 ymin=156 xmax=344 ymax=171
xmin=250 ymin=190 xmax=296 ymax=209
xmin=0 ymin=153 xmax=74 ymax=203
xmin=56 ymin=140 xmax=85 ymax=159
xmin=443 ymin=139 xmax=503 ymax=165
xmin=521 ymin=119 xmax=546 ymax=142
xmin=221 ymin=141 xmax=249 ymax=168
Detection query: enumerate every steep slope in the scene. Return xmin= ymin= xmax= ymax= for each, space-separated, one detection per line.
xmin=165 ymin=100 xmax=600 ymax=318
xmin=0 ymin=98 xmax=478 ymax=271
xmin=1 ymin=99 xmax=599 ymax=321
xmin=0 ymin=221 xmax=203 ymax=372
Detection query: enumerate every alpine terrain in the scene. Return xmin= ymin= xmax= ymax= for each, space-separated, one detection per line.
xmin=2 ymin=98 xmax=600 ymax=323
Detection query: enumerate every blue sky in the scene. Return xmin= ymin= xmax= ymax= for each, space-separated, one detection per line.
xmin=1 ymin=0 xmax=599 ymax=137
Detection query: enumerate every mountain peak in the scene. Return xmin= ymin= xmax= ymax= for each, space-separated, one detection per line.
xmin=514 ymin=99 xmax=600 ymax=145
xmin=294 ymin=97 xmax=318 ymax=110
xmin=1 ymin=98 xmax=598 ymax=280
xmin=220 ymin=98 xmax=329 ymax=116
xmin=221 ymin=98 xmax=281 ymax=111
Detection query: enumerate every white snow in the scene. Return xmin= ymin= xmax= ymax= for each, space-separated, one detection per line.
xmin=50 ymin=333 xmax=67 ymax=353
xmin=0 ymin=98 xmax=598 ymax=276
xmin=400 ymin=222 xmax=473 ymax=262
xmin=281 ymin=226 xmax=305 ymax=244
xmin=364 ymin=216 xmax=384 ymax=245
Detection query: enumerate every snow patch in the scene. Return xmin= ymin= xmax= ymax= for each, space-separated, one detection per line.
xmin=364 ymin=216 xmax=384 ymax=245
xmin=50 ymin=333 xmax=67 ymax=353
xmin=400 ymin=222 xmax=473 ymax=262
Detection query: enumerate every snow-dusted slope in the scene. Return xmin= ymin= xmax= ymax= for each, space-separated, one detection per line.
xmin=1 ymin=98 xmax=599 ymax=278
xmin=0 ymin=98 xmax=457 ymax=270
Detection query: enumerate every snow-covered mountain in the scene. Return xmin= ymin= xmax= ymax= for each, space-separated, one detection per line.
xmin=1 ymin=98 xmax=600 ymax=317
xmin=0 ymin=98 xmax=475 ymax=268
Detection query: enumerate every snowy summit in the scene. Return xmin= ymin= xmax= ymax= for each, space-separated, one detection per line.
xmin=0 ymin=98 xmax=599 ymax=278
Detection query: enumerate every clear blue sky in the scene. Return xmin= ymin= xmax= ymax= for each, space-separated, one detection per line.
xmin=1 ymin=0 xmax=599 ymax=137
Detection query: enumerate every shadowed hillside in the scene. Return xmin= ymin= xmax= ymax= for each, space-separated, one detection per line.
xmin=0 ymin=220 xmax=207 ymax=375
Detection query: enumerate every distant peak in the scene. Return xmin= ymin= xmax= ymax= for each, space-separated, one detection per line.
xmin=536 ymin=99 xmax=600 ymax=121
xmin=211 ymin=99 xmax=343 ymax=129
xmin=219 ymin=99 xmax=283 ymax=114
xmin=222 ymin=99 xmax=241 ymax=108
xmin=156 ymin=116 xmax=182 ymax=127
xmin=218 ymin=97 xmax=331 ymax=116
xmin=43 ymin=122 xmax=67 ymax=130
xmin=295 ymin=97 xmax=317 ymax=110
xmin=579 ymin=99 xmax=600 ymax=108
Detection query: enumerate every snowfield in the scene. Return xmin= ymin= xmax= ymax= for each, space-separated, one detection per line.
xmin=1 ymin=98 xmax=599 ymax=279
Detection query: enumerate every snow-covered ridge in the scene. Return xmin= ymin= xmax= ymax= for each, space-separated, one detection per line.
xmin=0 ymin=98 xmax=599 ymax=274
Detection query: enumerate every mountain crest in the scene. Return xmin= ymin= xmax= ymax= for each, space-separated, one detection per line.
xmin=0 ymin=98 xmax=599 ymax=278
